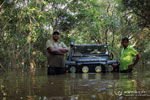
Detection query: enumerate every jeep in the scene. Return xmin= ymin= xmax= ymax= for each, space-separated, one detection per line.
xmin=65 ymin=42 xmax=118 ymax=73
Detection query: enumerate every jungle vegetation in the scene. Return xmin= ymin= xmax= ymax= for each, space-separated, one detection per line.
xmin=0 ymin=0 xmax=150 ymax=69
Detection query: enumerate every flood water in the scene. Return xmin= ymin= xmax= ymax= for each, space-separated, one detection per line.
xmin=0 ymin=65 xmax=150 ymax=100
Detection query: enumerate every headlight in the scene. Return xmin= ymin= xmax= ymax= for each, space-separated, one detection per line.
xmin=95 ymin=66 xmax=102 ymax=73
xmin=70 ymin=66 xmax=76 ymax=73
xmin=82 ymin=66 xmax=89 ymax=73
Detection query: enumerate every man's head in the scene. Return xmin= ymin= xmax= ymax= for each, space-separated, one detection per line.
xmin=52 ymin=31 xmax=60 ymax=41
xmin=121 ymin=37 xmax=129 ymax=48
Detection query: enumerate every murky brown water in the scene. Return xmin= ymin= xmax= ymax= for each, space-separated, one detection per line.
xmin=0 ymin=65 xmax=150 ymax=100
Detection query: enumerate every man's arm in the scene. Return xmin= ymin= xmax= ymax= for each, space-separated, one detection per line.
xmin=128 ymin=54 xmax=141 ymax=69
xmin=47 ymin=47 xmax=68 ymax=55
xmin=46 ymin=40 xmax=68 ymax=55
xmin=60 ymin=42 xmax=68 ymax=53
xmin=133 ymin=54 xmax=141 ymax=65
xmin=59 ymin=48 xmax=68 ymax=53
xmin=48 ymin=47 xmax=64 ymax=55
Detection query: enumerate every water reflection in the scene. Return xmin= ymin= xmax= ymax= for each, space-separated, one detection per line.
xmin=0 ymin=68 xmax=150 ymax=100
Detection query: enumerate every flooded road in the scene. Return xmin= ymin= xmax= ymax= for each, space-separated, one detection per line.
xmin=0 ymin=66 xmax=150 ymax=100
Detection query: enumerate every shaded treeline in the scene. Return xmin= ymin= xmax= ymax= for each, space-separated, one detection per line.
xmin=0 ymin=0 xmax=150 ymax=69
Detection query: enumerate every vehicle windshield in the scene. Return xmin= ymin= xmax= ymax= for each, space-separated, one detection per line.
xmin=72 ymin=45 xmax=108 ymax=56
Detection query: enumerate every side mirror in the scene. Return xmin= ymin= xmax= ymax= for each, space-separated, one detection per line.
xmin=70 ymin=42 xmax=74 ymax=47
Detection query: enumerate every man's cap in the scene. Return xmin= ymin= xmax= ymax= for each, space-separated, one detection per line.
xmin=122 ymin=37 xmax=129 ymax=42
xmin=53 ymin=31 xmax=60 ymax=35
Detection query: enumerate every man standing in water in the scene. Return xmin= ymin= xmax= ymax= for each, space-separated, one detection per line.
xmin=46 ymin=31 xmax=68 ymax=75
xmin=113 ymin=37 xmax=141 ymax=73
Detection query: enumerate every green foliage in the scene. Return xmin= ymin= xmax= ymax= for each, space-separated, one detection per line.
xmin=0 ymin=0 xmax=149 ymax=69
xmin=121 ymin=0 xmax=150 ymax=28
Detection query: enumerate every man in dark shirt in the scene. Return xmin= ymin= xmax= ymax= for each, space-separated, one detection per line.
xmin=46 ymin=31 xmax=68 ymax=75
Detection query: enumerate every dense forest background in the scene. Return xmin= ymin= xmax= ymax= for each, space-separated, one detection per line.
xmin=0 ymin=0 xmax=150 ymax=69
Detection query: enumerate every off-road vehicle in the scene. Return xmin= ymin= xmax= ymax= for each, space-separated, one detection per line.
xmin=65 ymin=42 xmax=118 ymax=73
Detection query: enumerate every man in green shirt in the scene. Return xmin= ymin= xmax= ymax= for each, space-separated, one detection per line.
xmin=46 ymin=31 xmax=68 ymax=75
xmin=113 ymin=37 xmax=141 ymax=73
